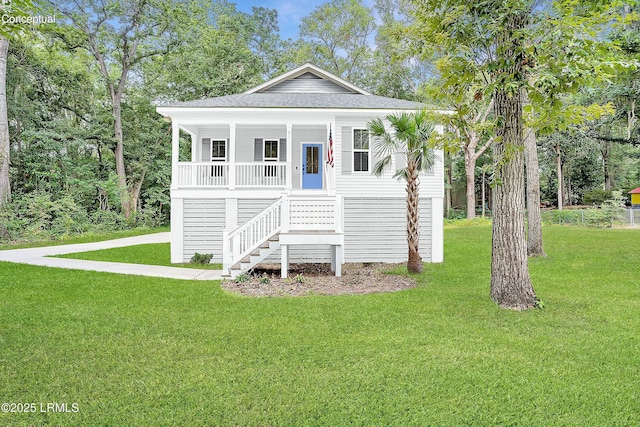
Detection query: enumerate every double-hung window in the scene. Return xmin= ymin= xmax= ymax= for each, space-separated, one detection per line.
xmin=353 ymin=129 xmax=370 ymax=172
xmin=210 ymin=140 xmax=226 ymax=177
xmin=264 ymin=139 xmax=278 ymax=177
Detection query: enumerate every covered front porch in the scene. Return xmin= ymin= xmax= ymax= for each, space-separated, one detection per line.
xmin=169 ymin=120 xmax=336 ymax=192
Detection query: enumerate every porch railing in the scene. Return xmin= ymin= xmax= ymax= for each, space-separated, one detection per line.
xmin=222 ymin=198 xmax=283 ymax=271
xmin=283 ymin=195 xmax=343 ymax=232
xmin=235 ymin=162 xmax=287 ymax=187
xmin=222 ymin=194 xmax=343 ymax=273
xmin=176 ymin=162 xmax=229 ymax=187
xmin=175 ymin=162 xmax=287 ymax=188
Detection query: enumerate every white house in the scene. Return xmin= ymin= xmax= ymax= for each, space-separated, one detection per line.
xmin=156 ymin=64 xmax=444 ymax=278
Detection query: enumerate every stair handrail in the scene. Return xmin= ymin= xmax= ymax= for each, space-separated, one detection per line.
xmin=222 ymin=197 xmax=283 ymax=272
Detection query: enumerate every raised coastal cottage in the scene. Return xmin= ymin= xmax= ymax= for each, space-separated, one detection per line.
xmin=157 ymin=64 xmax=445 ymax=278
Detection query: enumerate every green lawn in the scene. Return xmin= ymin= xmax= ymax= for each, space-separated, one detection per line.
xmin=0 ymin=226 xmax=169 ymax=250
xmin=1 ymin=225 xmax=639 ymax=425
xmin=54 ymin=243 xmax=222 ymax=270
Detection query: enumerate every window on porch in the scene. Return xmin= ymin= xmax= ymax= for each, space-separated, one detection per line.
xmin=264 ymin=139 xmax=279 ymax=177
xmin=211 ymin=139 xmax=226 ymax=177
xmin=353 ymin=129 xmax=370 ymax=172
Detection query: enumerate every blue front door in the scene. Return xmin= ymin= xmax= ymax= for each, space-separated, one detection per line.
xmin=302 ymin=144 xmax=323 ymax=189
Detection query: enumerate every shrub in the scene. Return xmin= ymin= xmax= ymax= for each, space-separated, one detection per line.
xmin=190 ymin=253 xmax=213 ymax=264
xmin=89 ymin=210 xmax=128 ymax=232
xmin=0 ymin=193 xmax=91 ymax=241
xmin=259 ymin=273 xmax=271 ymax=285
xmin=234 ymin=271 xmax=251 ymax=284
xmin=583 ymin=189 xmax=612 ymax=206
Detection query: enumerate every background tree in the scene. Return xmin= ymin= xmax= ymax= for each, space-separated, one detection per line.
xmin=297 ymin=0 xmax=376 ymax=87
xmin=523 ymin=89 xmax=545 ymax=256
xmin=368 ymin=111 xmax=436 ymax=273
xmin=146 ymin=2 xmax=278 ymax=103
xmin=368 ymin=0 xmax=430 ymax=100
xmin=0 ymin=0 xmax=32 ymax=208
xmin=52 ymin=0 xmax=183 ymax=220
xmin=427 ymin=87 xmax=495 ymax=220
xmin=0 ymin=36 xmax=10 ymax=208
xmin=406 ymin=0 xmax=625 ymax=309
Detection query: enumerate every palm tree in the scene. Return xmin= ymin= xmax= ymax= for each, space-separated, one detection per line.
xmin=368 ymin=110 xmax=436 ymax=274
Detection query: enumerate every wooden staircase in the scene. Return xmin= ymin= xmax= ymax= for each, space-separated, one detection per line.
xmin=222 ymin=198 xmax=283 ymax=278
xmin=226 ymin=234 xmax=280 ymax=278
xmin=222 ymin=194 xmax=344 ymax=278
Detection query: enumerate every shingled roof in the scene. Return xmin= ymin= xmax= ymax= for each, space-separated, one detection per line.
xmin=163 ymin=63 xmax=425 ymax=110
xmin=166 ymin=93 xmax=424 ymax=109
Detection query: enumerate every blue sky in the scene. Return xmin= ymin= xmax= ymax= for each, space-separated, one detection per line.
xmin=234 ymin=0 xmax=328 ymax=39
xmin=233 ymin=0 xmax=376 ymax=40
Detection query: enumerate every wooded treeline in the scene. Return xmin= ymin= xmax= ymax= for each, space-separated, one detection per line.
xmin=0 ymin=0 xmax=638 ymax=242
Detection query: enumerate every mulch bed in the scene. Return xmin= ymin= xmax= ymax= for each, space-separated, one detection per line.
xmin=220 ymin=262 xmax=417 ymax=297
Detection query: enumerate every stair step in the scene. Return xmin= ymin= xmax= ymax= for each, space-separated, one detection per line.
xmin=226 ymin=231 xmax=281 ymax=278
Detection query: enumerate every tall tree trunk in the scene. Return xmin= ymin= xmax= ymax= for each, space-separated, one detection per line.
xmin=602 ymin=142 xmax=612 ymax=191
xmin=406 ymin=160 xmax=423 ymax=274
xmin=555 ymin=142 xmax=563 ymax=210
xmin=481 ymin=168 xmax=486 ymax=217
xmin=111 ymin=96 xmax=131 ymax=219
xmin=522 ymin=89 xmax=545 ymax=257
xmin=464 ymin=149 xmax=476 ymax=219
xmin=445 ymin=154 xmax=452 ymax=218
xmin=490 ymin=12 xmax=536 ymax=310
xmin=0 ymin=37 xmax=10 ymax=208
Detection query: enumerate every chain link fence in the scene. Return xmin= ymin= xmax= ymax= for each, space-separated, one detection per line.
xmin=541 ymin=208 xmax=640 ymax=227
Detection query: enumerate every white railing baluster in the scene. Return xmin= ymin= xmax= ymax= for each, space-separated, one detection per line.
xmin=222 ymin=198 xmax=283 ymax=274
xmin=176 ymin=162 xmax=287 ymax=188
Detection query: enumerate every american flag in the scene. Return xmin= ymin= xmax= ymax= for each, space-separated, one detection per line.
xmin=327 ymin=124 xmax=334 ymax=167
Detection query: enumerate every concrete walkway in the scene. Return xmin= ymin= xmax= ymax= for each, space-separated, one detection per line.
xmin=0 ymin=232 xmax=224 ymax=281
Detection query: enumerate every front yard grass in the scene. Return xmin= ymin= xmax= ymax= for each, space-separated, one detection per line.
xmin=54 ymin=243 xmax=222 ymax=270
xmin=0 ymin=226 xmax=169 ymax=250
xmin=1 ymin=224 xmax=639 ymax=425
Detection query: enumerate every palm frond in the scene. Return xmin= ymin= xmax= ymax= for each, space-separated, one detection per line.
xmin=373 ymin=154 xmax=393 ymax=176
xmin=367 ymin=109 xmax=438 ymax=179
xmin=393 ymin=168 xmax=409 ymax=181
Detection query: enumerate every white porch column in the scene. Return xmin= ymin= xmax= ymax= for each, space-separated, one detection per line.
xmin=171 ymin=121 xmax=180 ymax=189
xmin=190 ymin=132 xmax=197 ymax=162
xmin=331 ymin=245 xmax=342 ymax=277
xmin=170 ymin=197 xmax=184 ymax=263
xmin=281 ymin=193 xmax=290 ymax=233
xmin=286 ymin=124 xmax=292 ymax=190
xmin=229 ymin=124 xmax=236 ymax=189
xmin=281 ymin=244 xmax=289 ymax=279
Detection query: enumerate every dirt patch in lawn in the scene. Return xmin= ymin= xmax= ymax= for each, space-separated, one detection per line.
xmin=220 ymin=262 xmax=417 ymax=297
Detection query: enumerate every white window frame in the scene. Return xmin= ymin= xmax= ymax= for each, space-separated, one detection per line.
xmin=352 ymin=128 xmax=370 ymax=173
xmin=264 ymin=139 xmax=279 ymax=162
xmin=210 ymin=139 xmax=227 ymax=162
xmin=263 ymin=139 xmax=279 ymax=178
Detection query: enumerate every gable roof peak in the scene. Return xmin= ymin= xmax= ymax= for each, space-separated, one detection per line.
xmin=244 ymin=63 xmax=371 ymax=96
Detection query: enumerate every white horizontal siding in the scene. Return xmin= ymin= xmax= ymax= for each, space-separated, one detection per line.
xmin=235 ymin=125 xmax=286 ymax=162
xmin=263 ymin=246 xmax=332 ymax=264
xmin=195 ymin=127 xmax=230 ymax=162
xmin=179 ymin=196 xmax=434 ymax=266
xmin=419 ymin=198 xmax=434 ymax=261
xmin=237 ymin=199 xmax=277 ymax=223
xmin=262 ymin=73 xmax=355 ymax=94
xmin=183 ymin=199 xmax=226 ymax=263
xmin=335 ymin=115 xmax=444 ymax=199
xmin=343 ymin=197 xmax=432 ymax=263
